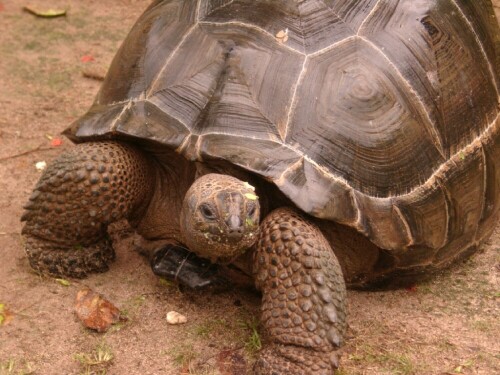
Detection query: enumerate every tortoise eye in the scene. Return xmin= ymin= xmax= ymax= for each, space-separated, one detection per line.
xmin=200 ymin=204 xmax=216 ymax=220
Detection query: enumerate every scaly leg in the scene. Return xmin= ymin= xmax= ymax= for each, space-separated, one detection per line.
xmin=21 ymin=141 xmax=154 ymax=278
xmin=253 ymin=208 xmax=347 ymax=374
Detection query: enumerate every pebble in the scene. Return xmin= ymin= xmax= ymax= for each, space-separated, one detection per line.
xmin=166 ymin=311 xmax=187 ymax=325
xmin=35 ymin=161 xmax=47 ymax=171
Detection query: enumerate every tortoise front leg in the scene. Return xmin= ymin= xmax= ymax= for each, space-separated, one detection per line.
xmin=253 ymin=208 xmax=347 ymax=374
xmin=21 ymin=141 xmax=154 ymax=278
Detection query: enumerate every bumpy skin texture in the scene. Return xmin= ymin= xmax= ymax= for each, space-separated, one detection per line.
xmin=253 ymin=208 xmax=347 ymax=374
xmin=21 ymin=141 xmax=153 ymax=277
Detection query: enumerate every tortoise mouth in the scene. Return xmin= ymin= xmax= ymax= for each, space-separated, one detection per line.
xmin=190 ymin=229 xmax=258 ymax=264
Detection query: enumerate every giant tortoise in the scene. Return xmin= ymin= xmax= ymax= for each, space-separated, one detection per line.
xmin=21 ymin=0 xmax=500 ymax=373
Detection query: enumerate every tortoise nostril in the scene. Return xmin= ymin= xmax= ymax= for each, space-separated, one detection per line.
xmin=226 ymin=214 xmax=242 ymax=231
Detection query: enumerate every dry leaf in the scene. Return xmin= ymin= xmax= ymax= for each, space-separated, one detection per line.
xmin=275 ymin=29 xmax=289 ymax=43
xmin=23 ymin=6 xmax=66 ymax=18
xmin=74 ymin=288 xmax=124 ymax=333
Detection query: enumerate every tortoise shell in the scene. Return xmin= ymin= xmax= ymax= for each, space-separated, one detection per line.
xmin=66 ymin=0 xmax=500 ymax=265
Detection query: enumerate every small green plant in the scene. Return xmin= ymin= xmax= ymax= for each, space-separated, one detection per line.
xmin=0 ymin=359 xmax=35 ymax=375
xmin=74 ymin=342 xmax=114 ymax=374
xmin=119 ymin=294 xmax=147 ymax=320
xmin=333 ymin=368 xmax=349 ymax=375
xmin=0 ymin=359 xmax=15 ymax=374
xmin=349 ymin=345 xmax=417 ymax=375
xmin=239 ymin=319 xmax=262 ymax=354
xmin=169 ymin=343 xmax=196 ymax=368
xmin=452 ymin=359 xmax=474 ymax=374
xmin=192 ymin=318 xmax=227 ymax=338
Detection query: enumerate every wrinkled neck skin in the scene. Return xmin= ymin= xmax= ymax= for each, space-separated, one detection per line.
xmin=179 ymin=172 xmax=261 ymax=265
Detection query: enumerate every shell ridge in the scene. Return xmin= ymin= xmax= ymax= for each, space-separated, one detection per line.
xmin=145 ymin=97 xmax=191 ymax=131
xmin=282 ymin=56 xmax=308 ymax=141
xmin=202 ymin=0 xmax=235 ymax=20
xmin=393 ymin=204 xmax=414 ymax=246
xmin=146 ymin=3 xmax=201 ymax=98
xmin=317 ymin=0 xmax=358 ymax=35
xmin=356 ymin=0 xmax=382 ymax=35
xmin=449 ymin=0 xmax=499 ymax=96
xmin=196 ymin=0 xmax=202 ymax=20
xmin=296 ymin=3 xmax=307 ymax=51
xmin=198 ymin=20 xmax=306 ymax=56
xmin=109 ymin=100 xmax=133 ymax=131
xmin=307 ymin=34 xmax=356 ymax=57
xmin=200 ymin=131 xmax=273 ymax=142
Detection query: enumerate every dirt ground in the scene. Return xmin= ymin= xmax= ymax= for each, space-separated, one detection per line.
xmin=0 ymin=1 xmax=499 ymax=374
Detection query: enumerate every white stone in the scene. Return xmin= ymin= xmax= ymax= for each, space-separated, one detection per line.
xmin=35 ymin=161 xmax=47 ymax=171
xmin=166 ymin=311 xmax=187 ymax=325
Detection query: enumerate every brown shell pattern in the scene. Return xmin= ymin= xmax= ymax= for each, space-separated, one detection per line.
xmin=66 ymin=0 xmax=500 ymax=253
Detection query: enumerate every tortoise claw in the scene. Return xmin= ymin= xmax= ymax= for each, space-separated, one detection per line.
xmin=151 ymin=244 xmax=227 ymax=289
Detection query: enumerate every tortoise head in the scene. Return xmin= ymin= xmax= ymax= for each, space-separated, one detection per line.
xmin=180 ymin=173 xmax=260 ymax=264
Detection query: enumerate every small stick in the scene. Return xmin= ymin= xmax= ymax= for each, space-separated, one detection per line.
xmin=82 ymin=68 xmax=105 ymax=81
xmin=0 ymin=144 xmax=56 ymax=162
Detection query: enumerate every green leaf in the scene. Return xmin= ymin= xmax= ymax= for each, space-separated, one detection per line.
xmin=243 ymin=182 xmax=255 ymax=191
xmin=23 ymin=6 xmax=67 ymax=18
xmin=55 ymin=278 xmax=71 ymax=286
xmin=244 ymin=193 xmax=258 ymax=201
xmin=245 ymin=217 xmax=254 ymax=227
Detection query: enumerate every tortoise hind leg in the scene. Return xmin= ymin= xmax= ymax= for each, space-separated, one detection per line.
xmin=21 ymin=141 xmax=154 ymax=278
xmin=253 ymin=208 xmax=347 ymax=374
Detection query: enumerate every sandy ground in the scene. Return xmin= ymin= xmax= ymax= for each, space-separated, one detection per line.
xmin=0 ymin=1 xmax=499 ymax=374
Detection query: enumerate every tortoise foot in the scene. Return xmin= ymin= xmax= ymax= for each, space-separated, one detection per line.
xmin=25 ymin=236 xmax=115 ymax=278
xmin=151 ymin=244 xmax=227 ymax=289
xmin=254 ymin=208 xmax=347 ymax=373
xmin=254 ymin=344 xmax=340 ymax=375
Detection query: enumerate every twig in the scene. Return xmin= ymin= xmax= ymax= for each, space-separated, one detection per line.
xmin=82 ymin=68 xmax=105 ymax=81
xmin=0 ymin=144 xmax=56 ymax=162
